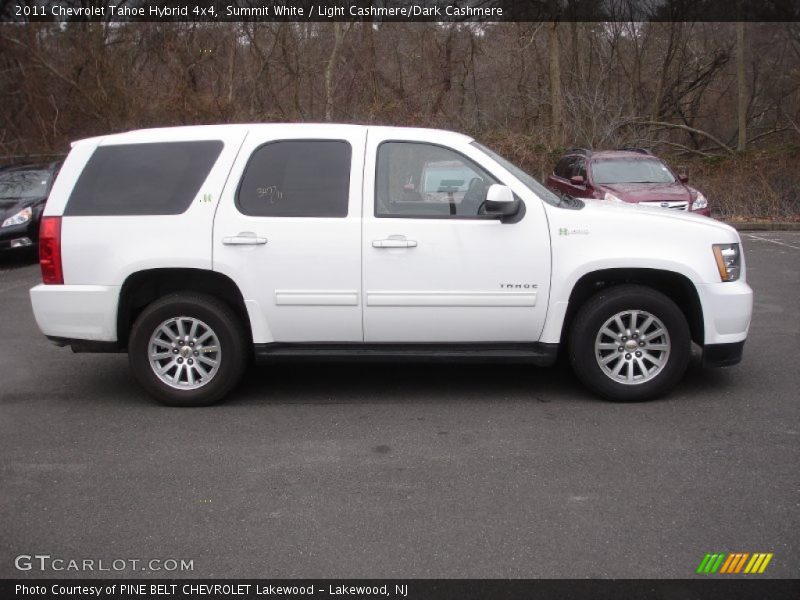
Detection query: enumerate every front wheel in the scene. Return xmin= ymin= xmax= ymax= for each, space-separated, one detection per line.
xmin=128 ymin=293 xmax=248 ymax=406
xmin=568 ymin=285 xmax=691 ymax=401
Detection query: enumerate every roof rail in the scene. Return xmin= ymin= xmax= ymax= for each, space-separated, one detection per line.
xmin=618 ymin=147 xmax=653 ymax=155
xmin=565 ymin=147 xmax=592 ymax=156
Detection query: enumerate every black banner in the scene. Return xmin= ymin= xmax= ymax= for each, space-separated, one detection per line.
xmin=3 ymin=579 xmax=800 ymax=600
xmin=2 ymin=0 xmax=800 ymax=23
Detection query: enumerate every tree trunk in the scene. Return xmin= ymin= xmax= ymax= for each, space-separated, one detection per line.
xmin=736 ymin=20 xmax=747 ymax=152
xmin=325 ymin=23 xmax=345 ymax=122
xmin=548 ymin=21 xmax=564 ymax=148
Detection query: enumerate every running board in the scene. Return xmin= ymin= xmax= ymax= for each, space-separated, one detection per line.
xmin=253 ymin=342 xmax=559 ymax=366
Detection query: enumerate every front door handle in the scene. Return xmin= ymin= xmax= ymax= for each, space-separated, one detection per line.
xmin=373 ymin=238 xmax=417 ymax=248
xmin=223 ymin=232 xmax=268 ymax=245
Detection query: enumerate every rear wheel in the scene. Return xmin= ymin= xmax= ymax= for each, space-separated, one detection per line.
xmin=568 ymin=285 xmax=691 ymax=401
xmin=128 ymin=293 xmax=247 ymax=406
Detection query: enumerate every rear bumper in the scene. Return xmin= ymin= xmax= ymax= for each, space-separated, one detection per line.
xmin=703 ymin=341 xmax=745 ymax=367
xmin=30 ymin=283 xmax=120 ymax=342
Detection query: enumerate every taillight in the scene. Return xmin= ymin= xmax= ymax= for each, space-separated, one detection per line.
xmin=39 ymin=216 xmax=63 ymax=284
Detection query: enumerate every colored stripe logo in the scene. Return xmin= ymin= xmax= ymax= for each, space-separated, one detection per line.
xmin=696 ymin=552 xmax=773 ymax=574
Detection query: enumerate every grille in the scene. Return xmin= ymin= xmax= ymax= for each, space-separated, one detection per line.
xmin=642 ymin=200 xmax=688 ymax=211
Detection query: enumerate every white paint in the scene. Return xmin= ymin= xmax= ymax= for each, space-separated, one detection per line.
xmin=31 ymin=123 xmax=753 ymax=350
xmin=366 ymin=291 xmax=537 ymax=307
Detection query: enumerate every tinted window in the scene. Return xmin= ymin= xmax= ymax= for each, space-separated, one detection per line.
xmin=376 ymin=142 xmax=498 ymax=218
xmin=554 ymin=157 xmax=574 ymax=178
xmin=237 ymin=140 xmax=351 ymax=218
xmin=574 ymin=157 xmax=588 ymax=179
xmin=65 ymin=141 xmax=223 ymax=216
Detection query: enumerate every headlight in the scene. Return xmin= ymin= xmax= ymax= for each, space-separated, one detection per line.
xmin=692 ymin=192 xmax=708 ymax=211
xmin=604 ymin=192 xmax=624 ymax=203
xmin=713 ymin=243 xmax=741 ymax=282
xmin=1 ymin=206 xmax=32 ymax=228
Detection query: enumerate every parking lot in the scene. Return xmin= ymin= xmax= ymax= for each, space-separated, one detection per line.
xmin=1 ymin=232 xmax=798 ymax=579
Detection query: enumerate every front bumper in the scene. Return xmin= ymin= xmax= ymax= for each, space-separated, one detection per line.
xmin=0 ymin=221 xmax=36 ymax=251
xmin=703 ymin=341 xmax=745 ymax=367
xmin=695 ymin=280 xmax=753 ymax=345
xmin=30 ymin=284 xmax=120 ymax=342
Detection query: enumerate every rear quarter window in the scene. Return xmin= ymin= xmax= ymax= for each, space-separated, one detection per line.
xmin=64 ymin=140 xmax=223 ymax=216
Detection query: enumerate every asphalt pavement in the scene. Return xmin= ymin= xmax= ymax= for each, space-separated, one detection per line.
xmin=0 ymin=234 xmax=798 ymax=579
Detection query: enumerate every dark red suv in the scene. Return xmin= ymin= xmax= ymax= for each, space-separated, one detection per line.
xmin=545 ymin=148 xmax=710 ymax=216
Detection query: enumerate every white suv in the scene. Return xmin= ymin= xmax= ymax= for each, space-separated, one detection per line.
xmin=29 ymin=124 xmax=753 ymax=406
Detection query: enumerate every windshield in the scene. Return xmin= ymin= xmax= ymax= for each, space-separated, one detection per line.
xmin=0 ymin=169 xmax=51 ymax=199
xmin=470 ymin=141 xmax=562 ymax=207
xmin=591 ymin=158 xmax=675 ymax=184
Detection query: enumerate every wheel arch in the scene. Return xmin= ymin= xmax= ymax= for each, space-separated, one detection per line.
xmin=117 ymin=268 xmax=252 ymax=349
xmin=560 ymin=268 xmax=704 ymax=346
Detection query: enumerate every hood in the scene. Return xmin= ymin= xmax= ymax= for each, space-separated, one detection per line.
xmin=598 ymin=182 xmax=691 ymax=203
xmin=544 ymin=196 xmax=742 ymax=285
xmin=574 ymin=196 xmax=734 ymax=236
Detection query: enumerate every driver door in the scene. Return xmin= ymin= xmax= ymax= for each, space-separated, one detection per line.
xmin=361 ymin=132 xmax=550 ymax=343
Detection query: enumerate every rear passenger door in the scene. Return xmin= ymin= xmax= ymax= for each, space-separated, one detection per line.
xmin=213 ymin=126 xmax=366 ymax=343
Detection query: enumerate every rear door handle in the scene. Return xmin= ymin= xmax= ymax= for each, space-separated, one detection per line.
xmin=372 ymin=238 xmax=417 ymax=248
xmin=223 ymin=232 xmax=268 ymax=245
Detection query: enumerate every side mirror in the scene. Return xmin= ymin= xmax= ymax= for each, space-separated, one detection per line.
xmin=570 ymin=174 xmax=585 ymax=186
xmin=484 ymin=184 xmax=520 ymax=217
xmin=679 ymin=174 xmax=689 ymax=183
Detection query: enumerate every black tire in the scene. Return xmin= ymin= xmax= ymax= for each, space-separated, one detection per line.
xmin=568 ymin=284 xmax=691 ymax=401
xmin=128 ymin=293 xmax=248 ymax=407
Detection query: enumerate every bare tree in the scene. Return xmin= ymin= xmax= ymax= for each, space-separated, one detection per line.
xmin=736 ymin=19 xmax=747 ymax=152
xmin=548 ymin=21 xmax=564 ymax=147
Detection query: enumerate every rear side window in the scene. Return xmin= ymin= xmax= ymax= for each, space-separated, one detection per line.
xmin=64 ymin=141 xmax=223 ymax=216
xmin=237 ymin=140 xmax=351 ymax=218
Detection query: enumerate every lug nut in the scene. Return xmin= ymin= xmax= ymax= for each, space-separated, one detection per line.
xmin=639 ymin=341 xmax=645 ymax=347
xmin=173 ymin=348 xmax=179 ymax=354
xmin=625 ymin=353 xmax=632 ymax=360
xmin=194 ymin=351 xmax=199 ymax=356
xmin=618 ymin=346 xmax=624 ymax=352
xmin=633 ymin=333 xmax=638 ymax=339
xmin=635 ymin=351 xmax=642 ymax=357
xmin=177 ymin=358 xmax=183 ymax=364
xmin=621 ymin=336 xmax=628 ymax=341
xmin=188 ymin=359 xmax=194 ymax=365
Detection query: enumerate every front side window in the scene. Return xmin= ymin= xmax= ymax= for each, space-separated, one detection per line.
xmin=554 ymin=157 xmax=575 ymax=179
xmin=65 ymin=141 xmax=223 ymax=216
xmin=376 ymin=142 xmax=498 ymax=218
xmin=591 ymin=158 xmax=676 ymax=184
xmin=237 ymin=140 xmax=351 ymax=218
xmin=569 ymin=157 xmax=587 ymax=180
